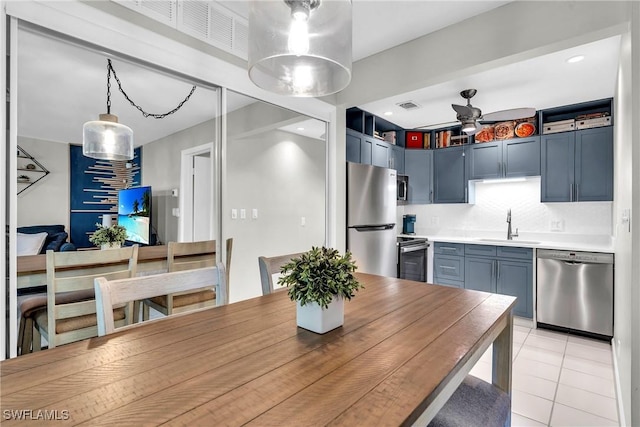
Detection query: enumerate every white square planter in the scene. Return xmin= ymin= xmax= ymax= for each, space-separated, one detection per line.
xmin=296 ymin=297 xmax=344 ymax=334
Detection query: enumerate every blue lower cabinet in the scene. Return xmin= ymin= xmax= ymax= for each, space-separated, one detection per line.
xmin=433 ymin=252 xmax=464 ymax=288
xmin=453 ymin=243 xmax=533 ymax=319
xmin=464 ymin=257 xmax=495 ymax=293
xmin=497 ymin=259 xmax=533 ymax=318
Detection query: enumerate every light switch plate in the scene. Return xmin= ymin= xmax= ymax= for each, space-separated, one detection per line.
xmin=240 ymin=209 xmax=246 ymax=219
xmin=252 ymin=208 xmax=258 ymax=219
xmin=231 ymin=209 xmax=237 ymax=219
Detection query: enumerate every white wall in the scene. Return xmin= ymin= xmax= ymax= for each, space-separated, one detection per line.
xmin=613 ymin=29 xmax=634 ymax=425
xmin=16 ymin=137 xmax=70 ymax=230
xmin=400 ymin=178 xmax=612 ymax=244
xmin=226 ymin=129 xmax=326 ymax=302
xmin=143 ymin=119 xmax=218 ymax=244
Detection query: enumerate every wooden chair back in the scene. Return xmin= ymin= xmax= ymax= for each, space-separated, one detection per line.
xmin=41 ymin=246 xmax=138 ymax=348
xmin=142 ymin=240 xmax=229 ymax=319
xmin=258 ymin=252 xmax=303 ymax=295
xmin=95 ymin=264 xmax=226 ymax=335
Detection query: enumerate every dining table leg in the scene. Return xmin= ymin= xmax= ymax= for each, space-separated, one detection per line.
xmin=492 ymin=310 xmax=513 ymax=425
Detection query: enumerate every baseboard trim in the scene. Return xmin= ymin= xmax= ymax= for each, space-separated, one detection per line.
xmin=612 ymin=337 xmax=627 ymax=427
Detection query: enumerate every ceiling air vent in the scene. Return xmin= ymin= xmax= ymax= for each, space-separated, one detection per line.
xmin=397 ymin=101 xmax=421 ymax=110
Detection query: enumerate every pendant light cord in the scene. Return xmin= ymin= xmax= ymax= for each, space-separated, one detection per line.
xmin=106 ymin=59 xmax=196 ymax=119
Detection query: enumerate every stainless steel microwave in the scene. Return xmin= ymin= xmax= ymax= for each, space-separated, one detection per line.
xmin=397 ymin=174 xmax=408 ymax=205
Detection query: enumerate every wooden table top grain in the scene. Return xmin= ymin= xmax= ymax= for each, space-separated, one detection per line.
xmin=0 ymin=273 xmax=516 ymax=426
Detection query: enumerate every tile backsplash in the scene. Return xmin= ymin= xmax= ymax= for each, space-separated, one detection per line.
xmin=399 ymin=177 xmax=612 ymax=240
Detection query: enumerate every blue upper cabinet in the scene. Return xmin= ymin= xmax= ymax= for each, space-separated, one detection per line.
xmin=390 ymin=145 xmax=405 ymax=173
xmin=346 ymin=129 xmax=374 ymax=165
xmin=434 ymin=145 xmax=467 ymax=203
xmin=467 ymin=141 xmax=501 ymax=180
xmin=346 ymin=108 xmax=403 ymax=169
xmin=468 ymin=137 xmax=540 ymax=180
xmin=541 ymin=132 xmax=575 ymax=202
xmin=346 ymin=129 xmax=363 ymax=163
xmin=575 ymin=127 xmax=613 ymax=201
xmin=404 ymin=149 xmax=433 ymax=204
xmin=372 ymin=140 xmax=389 ymax=168
xmin=503 ymin=137 xmax=541 ymax=177
xmin=541 ymin=127 xmax=612 ymax=202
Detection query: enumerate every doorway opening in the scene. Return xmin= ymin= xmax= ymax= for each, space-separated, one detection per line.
xmin=179 ymin=143 xmax=214 ymax=242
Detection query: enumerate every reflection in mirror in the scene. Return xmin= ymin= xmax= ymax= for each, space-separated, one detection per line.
xmin=14 ymin=24 xmax=221 ymax=354
xmin=225 ymin=90 xmax=327 ymax=302
xmin=17 ymin=25 xmax=219 ymax=248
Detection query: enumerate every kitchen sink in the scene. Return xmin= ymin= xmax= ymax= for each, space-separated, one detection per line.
xmin=475 ymin=238 xmax=541 ymax=245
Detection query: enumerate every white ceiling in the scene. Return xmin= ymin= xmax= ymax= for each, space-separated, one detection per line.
xmin=17 ymin=1 xmax=621 ymax=144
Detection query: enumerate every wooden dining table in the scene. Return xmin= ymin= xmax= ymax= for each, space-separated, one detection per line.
xmin=0 ymin=273 xmax=516 ymax=426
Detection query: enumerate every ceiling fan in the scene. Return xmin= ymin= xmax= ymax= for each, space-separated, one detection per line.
xmin=452 ymin=89 xmax=536 ymax=135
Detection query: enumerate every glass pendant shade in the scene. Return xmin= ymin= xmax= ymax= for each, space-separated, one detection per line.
xmin=248 ymin=0 xmax=352 ymax=97
xmin=83 ymin=113 xmax=134 ymax=160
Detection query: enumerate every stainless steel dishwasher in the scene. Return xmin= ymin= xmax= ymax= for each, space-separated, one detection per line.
xmin=537 ymin=249 xmax=614 ymax=339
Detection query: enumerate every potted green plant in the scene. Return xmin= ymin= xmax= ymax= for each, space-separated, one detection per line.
xmin=278 ymin=246 xmax=362 ymax=334
xmin=89 ymin=223 xmax=127 ymax=250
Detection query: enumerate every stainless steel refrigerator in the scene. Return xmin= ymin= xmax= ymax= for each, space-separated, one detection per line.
xmin=347 ymin=162 xmax=397 ymax=277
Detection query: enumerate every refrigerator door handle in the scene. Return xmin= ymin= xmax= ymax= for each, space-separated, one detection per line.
xmin=353 ymin=224 xmax=395 ymax=232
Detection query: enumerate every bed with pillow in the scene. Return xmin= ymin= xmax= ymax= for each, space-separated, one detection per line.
xmin=17 ymin=225 xmax=76 ymax=255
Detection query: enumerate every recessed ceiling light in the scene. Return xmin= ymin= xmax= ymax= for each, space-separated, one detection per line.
xmin=383 ymin=111 xmax=393 ymax=116
xmin=297 ymin=127 xmax=305 ymax=131
xmin=567 ymin=55 xmax=585 ymax=63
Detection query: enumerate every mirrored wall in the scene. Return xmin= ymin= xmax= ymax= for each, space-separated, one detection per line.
xmin=9 ymin=21 xmax=328 ymax=355
xmin=224 ymin=91 xmax=327 ymax=301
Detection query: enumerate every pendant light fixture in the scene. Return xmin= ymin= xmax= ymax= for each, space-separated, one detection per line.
xmin=248 ymin=0 xmax=352 ymax=97
xmin=83 ymin=59 xmax=196 ymax=160
xmin=83 ymin=60 xmax=134 ymax=160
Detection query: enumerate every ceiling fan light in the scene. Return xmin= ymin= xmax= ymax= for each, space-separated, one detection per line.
xmin=461 ymin=120 xmax=477 ymax=134
xmin=248 ymin=0 xmax=352 ymax=97
xmin=83 ymin=113 xmax=134 ymax=160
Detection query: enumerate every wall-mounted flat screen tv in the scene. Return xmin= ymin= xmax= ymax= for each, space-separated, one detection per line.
xmin=117 ymin=186 xmax=152 ymax=245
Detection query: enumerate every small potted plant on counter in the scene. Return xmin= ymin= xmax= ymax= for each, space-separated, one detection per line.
xmin=89 ymin=222 xmax=127 ymax=250
xmin=278 ymin=246 xmax=362 ymax=334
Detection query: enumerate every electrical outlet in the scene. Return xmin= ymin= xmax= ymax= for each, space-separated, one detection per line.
xmin=550 ymin=219 xmax=564 ymax=231
xmin=252 ymin=208 xmax=258 ymax=219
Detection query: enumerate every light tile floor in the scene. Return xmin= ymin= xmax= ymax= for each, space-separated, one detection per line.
xmin=469 ymin=321 xmax=620 ymax=427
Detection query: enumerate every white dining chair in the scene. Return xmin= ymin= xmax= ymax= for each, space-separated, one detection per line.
xmin=94 ymin=263 xmax=226 ymax=336
xmin=258 ymin=252 xmax=304 ymax=296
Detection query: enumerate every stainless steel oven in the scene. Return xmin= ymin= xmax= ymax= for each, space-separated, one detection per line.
xmin=397 ymin=237 xmax=429 ymax=282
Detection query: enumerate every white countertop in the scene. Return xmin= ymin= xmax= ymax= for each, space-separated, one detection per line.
xmin=399 ymin=233 xmax=614 ymax=253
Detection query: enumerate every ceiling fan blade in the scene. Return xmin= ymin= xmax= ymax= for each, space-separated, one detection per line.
xmin=481 ymin=107 xmax=536 ymax=122
xmin=414 ymin=121 xmax=460 ymax=130
xmin=452 ymin=103 xmax=474 ymax=117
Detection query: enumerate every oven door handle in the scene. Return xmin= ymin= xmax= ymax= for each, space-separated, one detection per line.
xmin=400 ymin=244 xmax=429 ymax=253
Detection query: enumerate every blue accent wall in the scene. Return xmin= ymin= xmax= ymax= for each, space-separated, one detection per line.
xmin=69 ymin=145 xmax=141 ymax=248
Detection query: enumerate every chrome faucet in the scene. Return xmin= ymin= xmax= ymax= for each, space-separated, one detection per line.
xmin=507 ymin=209 xmax=519 ymax=240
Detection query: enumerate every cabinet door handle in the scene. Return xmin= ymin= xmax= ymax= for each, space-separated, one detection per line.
xmin=503 ymin=162 xmax=506 ymax=177
xmin=441 ymin=247 xmax=458 ymax=252
xmin=496 ymin=260 xmax=500 ymax=281
xmin=430 ymin=190 xmax=433 ymax=203
xmin=498 ymin=161 xmax=501 ymax=175
xmin=575 ymin=184 xmax=579 ymax=202
xmin=440 ymin=266 xmax=456 ymax=270
xmin=570 ymin=183 xmax=574 ymax=202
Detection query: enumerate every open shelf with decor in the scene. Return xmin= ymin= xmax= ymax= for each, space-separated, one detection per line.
xmin=17 ymin=145 xmax=50 ymax=195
